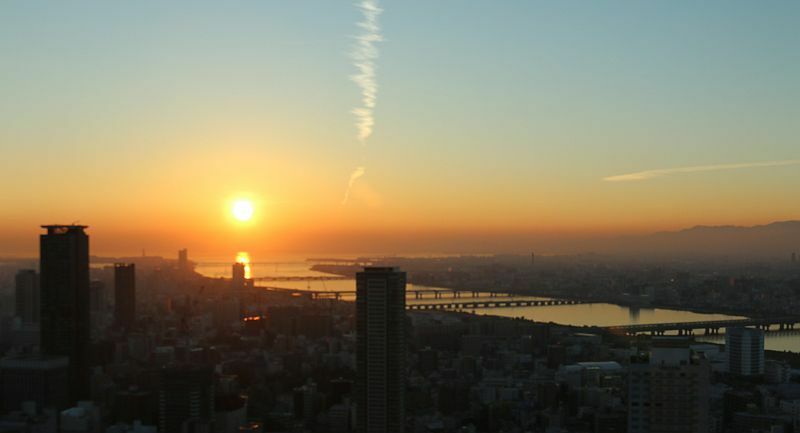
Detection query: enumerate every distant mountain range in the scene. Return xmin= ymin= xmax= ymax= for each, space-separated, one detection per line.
xmin=598 ymin=220 xmax=800 ymax=259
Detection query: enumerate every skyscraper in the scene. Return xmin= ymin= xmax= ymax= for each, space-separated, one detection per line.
xmin=356 ymin=267 xmax=406 ymax=433
xmin=40 ymin=224 xmax=90 ymax=402
xmin=15 ymin=269 xmax=40 ymax=324
xmin=231 ymin=262 xmax=245 ymax=291
xmin=114 ymin=263 xmax=136 ymax=330
xmin=178 ymin=249 xmax=189 ymax=273
xmin=726 ymin=327 xmax=764 ymax=376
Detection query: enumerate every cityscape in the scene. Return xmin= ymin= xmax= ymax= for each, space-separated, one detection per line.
xmin=2 ymin=2 xmax=800 ymax=433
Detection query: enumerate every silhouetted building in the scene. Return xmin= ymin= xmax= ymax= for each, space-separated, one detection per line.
xmin=0 ymin=355 xmax=69 ymax=412
xmin=231 ymin=263 xmax=245 ymax=291
xmin=15 ymin=269 xmax=39 ymax=324
xmin=726 ymin=327 xmax=764 ymax=376
xmin=356 ymin=267 xmax=406 ymax=433
xmin=40 ymin=224 xmax=90 ymax=402
xmin=158 ymin=366 xmax=215 ymax=433
xmin=627 ymin=338 xmax=710 ymax=433
xmin=114 ymin=263 xmax=136 ymax=330
xmin=178 ymin=249 xmax=189 ymax=272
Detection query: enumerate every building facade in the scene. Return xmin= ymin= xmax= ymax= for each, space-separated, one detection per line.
xmin=39 ymin=224 xmax=91 ymax=402
xmin=726 ymin=327 xmax=765 ymax=376
xmin=356 ymin=267 xmax=406 ymax=433
xmin=628 ymin=338 xmax=710 ymax=433
xmin=114 ymin=263 xmax=136 ymax=330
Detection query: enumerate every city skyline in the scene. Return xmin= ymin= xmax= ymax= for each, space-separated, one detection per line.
xmin=2 ymin=1 xmax=799 ymax=256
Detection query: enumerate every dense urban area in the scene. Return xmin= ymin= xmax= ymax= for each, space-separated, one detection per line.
xmin=1 ymin=226 xmax=800 ymax=433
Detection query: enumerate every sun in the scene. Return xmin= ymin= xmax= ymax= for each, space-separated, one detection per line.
xmin=232 ymin=199 xmax=254 ymax=221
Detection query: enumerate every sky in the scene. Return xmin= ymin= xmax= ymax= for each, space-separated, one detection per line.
xmin=1 ymin=1 xmax=799 ymax=257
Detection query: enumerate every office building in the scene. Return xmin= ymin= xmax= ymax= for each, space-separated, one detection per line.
xmin=178 ymin=249 xmax=189 ymax=273
xmin=158 ymin=366 xmax=215 ymax=433
xmin=114 ymin=263 xmax=136 ymax=330
xmin=726 ymin=327 xmax=764 ymax=376
xmin=15 ymin=269 xmax=39 ymax=324
xmin=231 ymin=262 xmax=245 ymax=291
xmin=356 ymin=267 xmax=406 ymax=433
xmin=0 ymin=355 xmax=70 ymax=412
xmin=627 ymin=337 xmax=710 ymax=433
xmin=40 ymin=224 xmax=91 ymax=402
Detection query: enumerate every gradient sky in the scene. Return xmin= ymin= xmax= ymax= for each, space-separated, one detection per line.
xmin=1 ymin=1 xmax=799 ymax=256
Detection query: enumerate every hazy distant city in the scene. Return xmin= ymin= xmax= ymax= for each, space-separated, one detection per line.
xmin=1 ymin=221 xmax=799 ymax=432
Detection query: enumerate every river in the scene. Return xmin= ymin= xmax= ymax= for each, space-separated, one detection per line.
xmin=194 ymin=256 xmax=798 ymax=352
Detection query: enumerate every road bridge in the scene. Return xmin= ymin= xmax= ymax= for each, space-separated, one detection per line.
xmin=252 ymin=275 xmax=349 ymax=282
xmin=605 ymin=317 xmax=800 ymax=336
xmin=407 ymin=298 xmax=591 ymax=310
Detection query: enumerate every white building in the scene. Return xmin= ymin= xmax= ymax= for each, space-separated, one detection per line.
xmin=726 ymin=327 xmax=764 ymax=376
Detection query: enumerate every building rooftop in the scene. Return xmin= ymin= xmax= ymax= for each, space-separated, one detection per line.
xmin=41 ymin=225 xmax=88 ymax=235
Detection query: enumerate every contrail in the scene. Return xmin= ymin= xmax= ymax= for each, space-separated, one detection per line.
xmin=603 ymin=159 xmax=800 ymax=182
xmin=342 ymin=0 xmax=383 ymax=205
xmin=351 ymin=0 xmax=382 ymax=142
xmin=341 ymin=166 xmax=366 ymax=205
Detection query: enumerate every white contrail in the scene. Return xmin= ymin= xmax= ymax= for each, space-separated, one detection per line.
xmin=604 ymin=159 xmax=800 ymax=182
xmin=341 ymin=166 xmax=366 ymax=205
xmin=342 ymin=0 xmax=383 ymax=205
xmin=351 ymin=0 xmax=382 ymax=142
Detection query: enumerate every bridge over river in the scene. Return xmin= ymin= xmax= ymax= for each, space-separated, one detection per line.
xmin=605 ymin=316 xmax=800 ymax=336
xmin=258 ymin=286 xmax=593 ymax=307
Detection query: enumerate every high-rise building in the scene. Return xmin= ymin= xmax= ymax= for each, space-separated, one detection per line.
xmin=726 ymin=327 xmax=764 ymax=376
xmin=356 ymin=267 xmax=406 ymax=433
xmin=114 ymin=263 xmax=136 ymax=330
xmin=627 ymin=337 xmax=710 ymax=433
xmin=40 ymin=224 xmax=91 ymax=402
xmin=158 ymin=366 xmax=215 ymax=433
xmin=15 ymin=269 xmax=40 ymax=324
xmin=231 ymin=262 xmax=245 ymax=290
xmin=178 ymin=249 xmax=189 ymax=273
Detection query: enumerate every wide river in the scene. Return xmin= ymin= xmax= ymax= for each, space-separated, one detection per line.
xmin=195 ymin=257 xmax=800 ymax=352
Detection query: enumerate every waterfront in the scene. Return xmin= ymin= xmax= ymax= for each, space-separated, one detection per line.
xmin=195 ymin=257 xmax=800 ymax=352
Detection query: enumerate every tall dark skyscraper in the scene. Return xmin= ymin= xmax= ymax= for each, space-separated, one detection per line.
xmin=114 ymin=263 xmax=136 ymax=330
xmin=40 ymin=224 xmax=90 ymax=402
xmin=356 ymin=267 xmax=406 ymax=433
xmin=15 ymin=269 xmax=40 ymax=324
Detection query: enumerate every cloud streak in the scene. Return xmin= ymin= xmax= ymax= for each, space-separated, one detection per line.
xmin=604 ymin=160 xmax=800 ymax=182
xmin=351 ymin=0 xmax=382 ymax=142
xmin=341 ymin=166 xmax=366 ymax=205
xmin=343 ymin=0 xmax=382 ymax=205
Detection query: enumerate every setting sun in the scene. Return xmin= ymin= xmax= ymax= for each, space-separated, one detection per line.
xmin=232 ymin=200 xmax=254 ymax=222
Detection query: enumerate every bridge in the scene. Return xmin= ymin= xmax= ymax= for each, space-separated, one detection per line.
xmin=407 ymin=298 xmax=590 ymax=310
xmin=257 ymin=286 xmax=590 ymax=308
xmin=268 ymin=288 xmax=542 ymax=301
xmin=605 ymin=316 xmax=800 ymax=336
xmin=252 ymin=275 xmax=349 ymax=282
